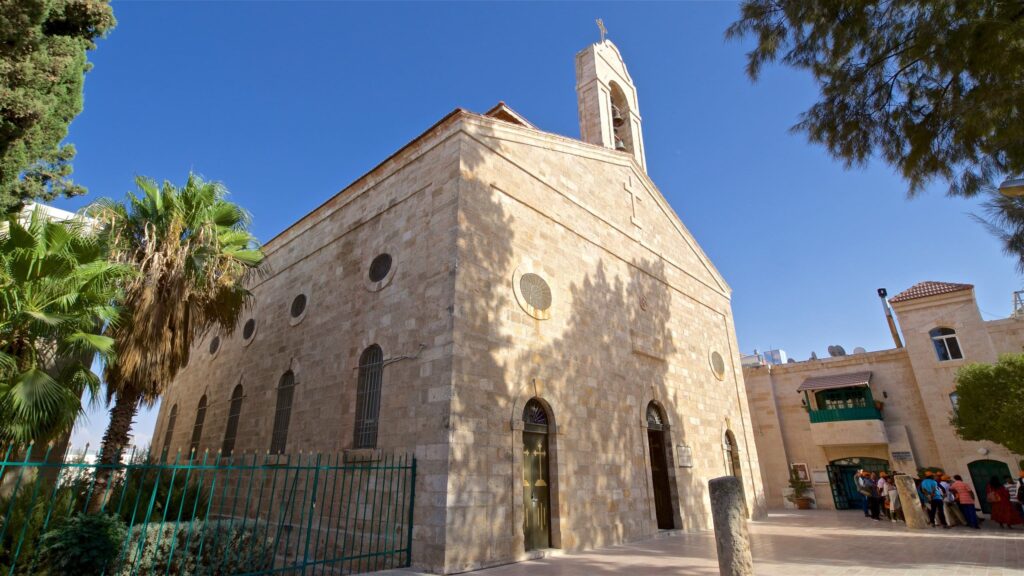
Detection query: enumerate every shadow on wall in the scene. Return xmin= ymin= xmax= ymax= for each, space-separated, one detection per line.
xmin=442 ymin=122 xmax=703 ymax=570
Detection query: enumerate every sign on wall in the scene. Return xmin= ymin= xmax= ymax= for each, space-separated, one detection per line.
xmin=676 ymin=445 xmax=693 ymax=468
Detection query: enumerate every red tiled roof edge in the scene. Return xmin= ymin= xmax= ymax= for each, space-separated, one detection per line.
xmin=889 ymin=281 xmax=973 ymax=303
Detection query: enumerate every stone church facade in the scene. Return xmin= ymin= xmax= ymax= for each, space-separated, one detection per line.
xmin=152 ymin=40 xmax=765 ymax=573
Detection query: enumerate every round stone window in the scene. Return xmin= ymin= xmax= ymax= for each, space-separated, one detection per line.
xmin=209 ymin=336 xmax=220 ymax=355
xmin=710 ymin=350 xmax=726 ymax=381
xmin=519 ymin=273 xmax=552 ymax=311
xmin=368 ymin=254 xmax=392 ymax=283
xmin=242 ymin=318 xmax=256 ymax=340
xmin=290 ymin=294 xmax=307 ymax=319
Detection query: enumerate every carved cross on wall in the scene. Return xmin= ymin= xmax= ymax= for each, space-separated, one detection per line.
xmin=624 ymin=175 xmax=643 ymax=230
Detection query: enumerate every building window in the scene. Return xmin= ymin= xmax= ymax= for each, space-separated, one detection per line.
xmin=270 ymin=371 xmax=295 ymax=454
xmin=368 ymin=254 xmax=392 ymax=283
xmin=222 ymin=384 xmax=244 ymax=457
xmin=646 ymin=402 xmax=665 ymax=431
xmin=189 ymin=395 xmax=208 ymax=457
xmin=161 ymin=404 xmax=178 ymax=462
xmin=290 ymin=294 xmax=307 ymax=319
xmin=354 ymin=345 xmax=384 ymax=449
xmin=242 ymin=318 xmax=256 ymax=340
xmin=930 ymin=327 xmax=963 ymax=361
xmin=209 ymin=336 xmax=220 ymax=355
xmin=949 ymin=392 xmax=960 ymax=416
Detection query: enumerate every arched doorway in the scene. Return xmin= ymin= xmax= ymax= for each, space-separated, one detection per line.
xmin=826 ymin=457 xmax=889 ymax=510
xmin=646 ymin=403 xmax=674 ymax=529
xmin=723 ymin=430 xmax=748 ymax=516
xmin=522 ymin=399 xmax=552 ymax=551
xmin=968 ymin=459 xmax=1011 ymax=514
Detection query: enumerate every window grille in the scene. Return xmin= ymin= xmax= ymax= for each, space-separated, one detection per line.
xmin=646 ymin=402 xmax=665 ymax=431
xmin=270 ymin=371 xmax=295 ymax=454
xmin=189 ymin=396 xmax=207 ymax=457
xmin=354 ymin=346 xmax=384 ymax=449
xmin=160 ymin=404 xmax=178 ymax=462
xmin=523 ymin=399 xmax=550 ymax=433
xmin=929 ymin=327 xmax=963 ymax=361
xmin=222 ymin=384 xmax=244 ymax=457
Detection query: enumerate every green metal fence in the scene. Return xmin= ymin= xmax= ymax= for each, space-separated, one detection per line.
xmin=0 ymin=444 xmax=416 ymax=575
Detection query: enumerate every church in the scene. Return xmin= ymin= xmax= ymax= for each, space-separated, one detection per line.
xmin=152 ymin=38 xmax=765 ymax=573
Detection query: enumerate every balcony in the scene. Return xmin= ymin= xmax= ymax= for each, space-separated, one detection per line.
xmin=809 ymin=408 xmax=887 ymax=447
xmin=808 ymin=406 xmax=883 ymax=423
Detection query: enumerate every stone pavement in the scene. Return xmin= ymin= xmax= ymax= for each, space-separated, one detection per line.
xmin=387 ymin=510 xmax=1024 ymax=575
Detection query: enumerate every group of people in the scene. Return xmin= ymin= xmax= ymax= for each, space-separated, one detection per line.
xmin=854 ymin=469 xmax=1024 ymax=529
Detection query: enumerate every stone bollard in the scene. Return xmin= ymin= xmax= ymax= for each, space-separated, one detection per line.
xmin=894 ymin=475 xmax=930 ymax=529
xmin=709 ymin=476 xmax=754 ymax=576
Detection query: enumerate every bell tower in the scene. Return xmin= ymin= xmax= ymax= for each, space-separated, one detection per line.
xmin=575 ymin=38 xmax=646 ymax=171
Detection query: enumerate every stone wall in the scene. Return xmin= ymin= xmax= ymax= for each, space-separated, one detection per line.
xmin=443 ymin=116 xmax=763 ymax=572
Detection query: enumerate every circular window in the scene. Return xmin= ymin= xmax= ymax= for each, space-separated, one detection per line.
xmin=368 ymin=254 xmax=392 ymax=283
xmin=290 ymin=294 xmax=307 ymax=319
xmin=209 ymin=336 xmax=220 ymax=355
xmin=242 ymin=318 xmax=256 ymax=340
xmin=710 ymin=350 xmax=726 ymax=380
xmin=519 ymin=273 xmax=552 ymax=311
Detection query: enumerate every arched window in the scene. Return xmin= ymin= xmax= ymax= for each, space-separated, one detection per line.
xmin=189 ymin=396 xmax=207 ymax=457
xmin=523 ymin=398 xmax=550 ymax=432
xmin=646 ymin=402 xmax=665 ymax=431
xmin=270 ymin=371 xmax=295 ymax=454
xmin=929 ymin=327 xmax=963 ymax=361
xmin=161 ymin=404 xmax=178 ymax=462
xmin=354 ymin=345 xmax=384 ymax=449
xmin=222 ymin=384 xmax=244 ymax=457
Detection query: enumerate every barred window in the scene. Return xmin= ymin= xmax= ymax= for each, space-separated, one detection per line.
xmin=353 ymin=345 xmax=384 ymax=449
xmin=189 ymin=396 xmax=207 ymax=458
xmin=221 ymin=385 xmax=244 ymax=457
xmin=270 ymin=371 xmax=295 ymax=454
xmin=161 ymin=404 xmax=178 ymax=462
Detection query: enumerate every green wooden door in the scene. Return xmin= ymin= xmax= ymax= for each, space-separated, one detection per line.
xmin=968 ymin=459 xmax=1011 ymax=514
xmin=828 ymin=457 xmax=889 ymax=510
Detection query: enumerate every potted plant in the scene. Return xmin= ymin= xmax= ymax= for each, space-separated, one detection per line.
xmin=786 ymin=471 xmax=814 ymax=510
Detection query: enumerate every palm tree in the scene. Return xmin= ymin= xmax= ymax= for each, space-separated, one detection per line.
xmin=975 ymin=190 xmax=1024 ymax=273
xmin=0 ymin=207 xmax=130 ymax=446
xmin=87 ymin=175 xmax=263 ymax=511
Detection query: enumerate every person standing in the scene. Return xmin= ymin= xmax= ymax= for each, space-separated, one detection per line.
xmin=867 ymin=472 xmax=882 ymax=520
xmin=1016 ymin=472 xmax=1024 ymax=516
xmin=921 ymin=471 xmax=949 ymax=528
xmin=855 ymin=470 xmax=872 ymax=518
xmin=950 ymin=475 xmax=980 ymax=529
xmin=886 ymin=473 xmax=902 ymax=522
xmin=941 ymin=474 xmax=964 ymax=527
xmin=987 ymin=476 xmax=1023 ymax=529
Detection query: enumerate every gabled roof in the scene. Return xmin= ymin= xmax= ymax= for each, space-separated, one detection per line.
xmin=483 ymin=102 xmax=537 ymax=129
xmin=797 ymin=371 xmax=872 ymax=392
xmin=889 ymin=281 xmax=973 ymax=304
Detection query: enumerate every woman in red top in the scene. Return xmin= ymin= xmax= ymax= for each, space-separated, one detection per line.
xmin=988 ymin=476 xmax=1023 ymax=528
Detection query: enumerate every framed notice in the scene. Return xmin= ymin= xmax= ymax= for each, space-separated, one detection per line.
xmin=790 ymin=462 xmax=810 ymax=482
xmin=676 ymin=445 xmax=693 ymax=468
xmin=811 ymin=469 xmax=829 ymax=484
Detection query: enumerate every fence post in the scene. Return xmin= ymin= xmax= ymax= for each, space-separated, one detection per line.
xmin=300 ymin=453 xmax=321 ymax=575
xmin=404 ymin=457 xmax=416 ymax=568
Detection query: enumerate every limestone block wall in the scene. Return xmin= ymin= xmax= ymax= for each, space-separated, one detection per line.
xmin=985 ymin=317 xmax=1024 ymax=355
xmin=743 ymin=349 xmax=939 ymax=509
xmin=151 ymin=117 xmax=464 ymax=570
xmin=891 ymin=291 xmax=1021 ymax=480
xmin=443 ymin=118 xmax=763 ymax=573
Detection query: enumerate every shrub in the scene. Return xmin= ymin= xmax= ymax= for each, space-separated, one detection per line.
xmin=36 ymin=513 xmax=126 ymax=576
xmin=0 ymin=475 xmax=80 ymax=575
xmin=117 ymin=518 xmax=273 ymax=576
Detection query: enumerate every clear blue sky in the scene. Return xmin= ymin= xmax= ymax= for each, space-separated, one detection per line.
xmin=63 ymin=2 xmax=1020 ymax=450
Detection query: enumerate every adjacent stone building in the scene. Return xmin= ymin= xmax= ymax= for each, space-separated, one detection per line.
xmin=151 ymin=39 xmax=764 ymax=573
xmin=744 ymin=281 xmax=1024 ymax=513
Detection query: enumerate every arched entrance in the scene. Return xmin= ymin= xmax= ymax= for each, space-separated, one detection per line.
xmin=968 ymin=459 xmax=1011 ymax=514
xmin=826 ymin=457 xmax=889 ymax=510
xmin=522 ymin=399 xmax=552 ymax=551
xmin=646 ymin=403 xmax=674 ymax=529
xmin=723 ymin=430 xmax=746 ymax=516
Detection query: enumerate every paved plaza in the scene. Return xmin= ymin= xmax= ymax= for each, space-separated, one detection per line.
xmin=392 ymin=510 xmax=1024 ymax=575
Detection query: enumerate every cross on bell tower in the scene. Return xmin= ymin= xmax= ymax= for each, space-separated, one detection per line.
xmin=575 ymin=32 xmax=647 ymax=171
